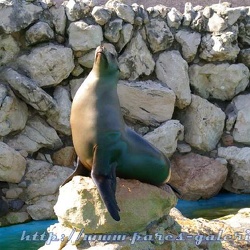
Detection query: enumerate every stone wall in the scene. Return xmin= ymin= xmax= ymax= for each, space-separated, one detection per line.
xmin=0 ymin=0 xmax=250 ymax=226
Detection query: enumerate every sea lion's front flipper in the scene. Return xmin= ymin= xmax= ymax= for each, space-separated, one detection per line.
xmin=61 ymin=157 xmax=90 ymax=186
xmin=91 ymin=163 xmax=120 ymax=221
xmin=91 ymin=147 xmax=120 ymax=221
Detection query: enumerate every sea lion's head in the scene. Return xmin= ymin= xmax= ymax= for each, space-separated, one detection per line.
xmin=93 ymin=43 xmax=119 ymax=75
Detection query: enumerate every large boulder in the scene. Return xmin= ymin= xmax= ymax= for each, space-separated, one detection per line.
xmin=218 ymin=146 xmax=250 ymax=193
xmin=67 ymin=21 xmax=103 ymax=51
xmin=47 ymin=86 xmax=72 ymax=136
xmin=118 ymin=32 xmax=155 ymax=80
xmin=0 ymin=83 xmax=28 ymax=137
xmin=238 ymin=48 xmax=250 ymax=68
xmin=0 ymin=0 xmax=43 ymax=33
xmin=169 ymin=153 xmax=228 ymax=200
xmin=49 ymin=5 xmax=67 ymax=36
xmin=199 ymin=28 xmax=240 ymax=62
xmin=116 ymin=23 xmax=133 ymax=52
xmin=0 ymin=34 xmax=20 ymax=66
xmin=112 ymin=2 xmax=135 ymax=24
xmin=155 ymin=50 xmax=191 ymax=109
xmin=6 ymin=116 xmax=63 ymax=154
xmin=178 ymin=94 xmax=225 ymax=151
xmin=189 ymin=63 xmax=249 ymax=101
xmin=104 ymin=18 xmax=123 ymax=43
xmin=91 ymin=6 xmax=111 ymax=25
xmin=117 ymin=80 xmax=175 ymax=126
xmin=26 ymin=195 xmax=58 ymax=220
xmin=20 ymin=159 xmax=73 ymax=203
xmin=226 ymin=94 xmax=250 ymax=145
xmin=175 ymin=29 xmax=201 ymax=62
xmin=25 ymin=21 xmax=54 ymax=45
xmin=1 ymin=68 xmax=59 ymax=119
xmin=145 ymin=19 xmax=174 ymax=53
xmin=54 ymin=176 xmax=177 ymax=233
xmin=0 ymin=142 xmax=26 ymax=183
xmin=17 ymin=44 xmax=74 ymax=87
xmin=143 ymin=120 xmax=184 ymax=157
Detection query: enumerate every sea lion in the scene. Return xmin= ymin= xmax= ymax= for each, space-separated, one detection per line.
xmin=62 ymin=43 xmax=171 ymax=221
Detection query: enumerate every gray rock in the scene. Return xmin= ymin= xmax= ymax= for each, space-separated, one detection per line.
xmin=0 ymin=142 xmax=26 ymax=183
xmin=147 ymin=4 xmax=170 ymax=19
xmin=155 ymin=50 xmax=191 ymax=109
xmin=113 ymin=3 xmax=135 ymax=24
xmin=91 ymin=6 xmax=111 ymax=25
xmin=145 ymin=19 xmax=173 ymax=53
xmin=20 ymin=159 xmax=73 ymax=203
xmin=203 ymin=6 xmax=212 ymax=19
xmin=230 ymin=94 xmax=250 ymax=145
xmin=169 ymin=153 xmax=228 ymax=200
xmin=6 ymin=116 xmax=63 ymax=154
xmin=117 ymin=80 xmax=175 ymax=126
xmin=179 ymin=94 xmax=225 ymax=151
xmin=27 ymin=196 xmax=57 ymax=220
xmin=54 ymin=176 xmax=176 ymax=233
xmin=17 ymin=44 xmax=74 ymax=87
xmin=50 ymin=5 xmax=67 ymax=36
xmin=25 ymin=22 xmax=54 ymax=45
xmin=116 ymin=23 xmax=133 ymax=52
xmin=225 ymin=7 xmax=247 ymax=26
xmin=0 ymin=197 xmax=9 ymax=217
xmin=1 ymin=212 xmax=31 ymax=226
xmin=5 ymin=188 xmax=23 ymax=199
xmin=68 ymin=21 xmax=103 ymax=51
xmin=166 ymin=7 xmax=183 ymax=29
xmin=207 ymin=12 xmax=227 ymax=32
xmin=104 ymin=19 xmax=123 ymax=43
xmin=143 ymin=120 xmax=184 ymax=157
xmin=8 ymin=199 xmax=24 ymax=211
xmin=78 ymin=50 xmax=95 ymax=69
xmin=0 ymin=0 xmax=43 ymax=33
xmin=189 ymin=63 xmax=249 ymax=101
xmin=0 ymin=83 xmax=28 ymax=137
xmin=177 ymin=142 xmax=192 ymax=154
xmin=191 ymin=9 xmax=207 ymax=32
xmin=65 ymin=0 xmax=92 ymax=21
xmin=69 ymin=77 xmax=85 ymax=99
xmin=71 ymin=64 xmax=84 ymax=77
xmin=175 ymin=30 xmax=201 ymax=62
xmin=47 ymin=86 xmax=72 ymax=136
xmin=225 ymin=102 xmax=237 ymax=132
xmin=118 ymin=32 xmax=155 ymax=80
xmin=52 ymin=146 xmax=76 ymax=167
xmin=0 ymin=34 xmax=20 ymax=66
xmin=199 ymin=27 xmax=240 ymax=62
xmin=132 ymin=3 xmax=149 ymax=25
xmin=182 ymin=2 xmax=196 ymax=26
xmin=1 ymin=68 xmax=59 ymax=118
xmin=238 ymin=48 xmax=250 ymax=68
xmin=239 ymin=18 xmax=250 ymax=46
xmin=218 ymin=146 xmax=250 ymax=193
xmin=36 ymin=153 xmax=53 ymax=164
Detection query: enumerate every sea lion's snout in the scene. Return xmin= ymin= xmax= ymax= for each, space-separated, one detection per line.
xmin=96 ymin=45 xmax=105 ymax=54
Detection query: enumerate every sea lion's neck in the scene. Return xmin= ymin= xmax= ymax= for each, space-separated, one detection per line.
xmin=91 ymin=69 xmax=119 ymax=87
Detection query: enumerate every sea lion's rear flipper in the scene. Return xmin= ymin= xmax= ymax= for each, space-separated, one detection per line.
xmin=61 ymin=157 xmax=90 ymax=186
xmin=91 ymin=146 xmax=120 ymax=221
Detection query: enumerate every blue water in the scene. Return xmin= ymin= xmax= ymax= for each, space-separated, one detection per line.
xmin=0 ymin=194 xmax=249 ymax=249
xmin=0 ymin=220 xmax=57 ymax=250
xmin=176 ymin=193 xmax=250 ymax=220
